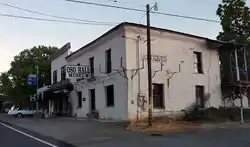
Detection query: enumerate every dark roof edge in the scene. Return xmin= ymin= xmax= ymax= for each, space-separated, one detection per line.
xmin=66 ymin=22 xmax=245 ymax=59
xmin=206 ymin=39 xmax=246 ymax=47
xmin=51 ymin=42 xmax=71 ymax=60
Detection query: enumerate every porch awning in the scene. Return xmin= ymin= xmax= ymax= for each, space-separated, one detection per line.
xmin=45 ymin=79 xmax=74 ymax=94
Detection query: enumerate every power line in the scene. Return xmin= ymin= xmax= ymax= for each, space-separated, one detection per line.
xmin=0 ymin=13 xmax=116 ymax=25
xmin=153 ymin=11 xmax=220 ymax=23
xmin=65 ymin=0 xmax=220 ymax=23
xmin=0 ymin=2 xmax=117 ymax=25
xmin=99 ymin=0 xmax=145 ymax=7
xmin=65 ymin=0 xmax=145 ymax=12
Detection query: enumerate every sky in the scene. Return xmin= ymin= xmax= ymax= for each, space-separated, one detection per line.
xmin=0 ymin=0 xmax=248 ymax=73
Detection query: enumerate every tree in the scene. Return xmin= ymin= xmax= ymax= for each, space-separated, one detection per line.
xmin=0 ymin=72 xmax=13 ymax=97
xmin=217 ymin=0 xmax=250 ymax=105
xmin=217 ymin=0 xmax=250 ymax=43
xmin=217 ymin=0 xmax=250 ymax=81
xmin=3 ymin=46 xmax=58 ymax=104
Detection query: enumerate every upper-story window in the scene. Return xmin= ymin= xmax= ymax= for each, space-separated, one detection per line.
xmin=194 ymin=51 xmax=203 ymax=74
xmin=89 ymin=57 xmax=94 ymax=76
xmin=61 ymin=66 xmax=66 ymax=81
xmin=105 ymin=49 xmax=112 ymax=74
xmin=53 ymin=70 xmax=57 ymax=84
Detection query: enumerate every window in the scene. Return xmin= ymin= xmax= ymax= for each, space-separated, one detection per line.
xmin=105 ymin=49 xmax=112 ymax=74
xmin=194 ymin=51 xmax=203 ymax=74
xmin=153 ymin=84 xmax=164 ymax=109
xmin=89 ymin=57 xmax=94 ymax=76
xmin=61 ymin=66 xmax=66 ymax=81
xmin=196 ymin=85 xmax=205 ymax=108
xmin=106 ymin=85 xmax=114 ymax=107
xmin=53 ymin=70 xmax=57 ymax=84
xmin=78 ymin=91 xmax=82 ymax=108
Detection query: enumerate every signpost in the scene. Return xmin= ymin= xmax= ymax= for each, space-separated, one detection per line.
xmin=28 ymin=66 xmax=39 ymax=116
xmin=65 ymin=65 xmax=90 ymax=79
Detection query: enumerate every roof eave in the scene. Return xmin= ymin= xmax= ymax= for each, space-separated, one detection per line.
xmin=206 ymin=39 xmax=246 ymax=50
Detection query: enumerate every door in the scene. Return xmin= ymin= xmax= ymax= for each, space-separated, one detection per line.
xmin=152 ymin=84 xmax=164 ymax=109
xmin=89 ymin=89 xmax=96 ymax=111
xmin=195 ymin=85 xmax=205 ymax=108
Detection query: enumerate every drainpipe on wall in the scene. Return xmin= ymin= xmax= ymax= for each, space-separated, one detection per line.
xmin=136 ymin=35 xmax=141 ymax=121
xmin=136 ymin=36 xmax=141 ymax=96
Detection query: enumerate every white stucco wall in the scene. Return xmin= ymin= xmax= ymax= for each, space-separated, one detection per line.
xmin=67 ymin=28 xmax=128 ymax=120
xmin=51 ymin=51 xmax=69 ymax=84
xmin=124 ymin=26 xmax=222 ymax=120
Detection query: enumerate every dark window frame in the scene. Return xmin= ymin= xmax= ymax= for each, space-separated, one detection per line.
xmin=89 ymin=57 xmax=94 ymax=76
xmin=89 ymin=89 xmax=96 ymax=111
xmin=78 ymin=91 xmax=82 ymax=108
xmin=61 ymin=66 xmax=66 ymax=81
xmin=153 ymin=83 xmax=165 ymax=109
xmin=105 ymin=85 xmax=114 ymax=107
xmin=105 ymin=49 xmax=112 ymax=74
xmin=53 ymin=70 xmax=57 ymax=84
xmin=195 ymin=85 xmax=205 ymax=108
xmin=194 ymin=51 xmax=203 ymax=74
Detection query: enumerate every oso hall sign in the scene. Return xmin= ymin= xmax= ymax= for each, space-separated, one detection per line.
xmin=66 ymin=65 xmax=90 ymax=79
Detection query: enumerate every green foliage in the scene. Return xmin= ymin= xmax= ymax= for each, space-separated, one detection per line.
xmin=0 ymin=46 xmax=58 ymax=104
xmin=0 ymin=72 xmax=13 ymax=97
xmin=217 ymin=0 xmax=250 ymax=43
xmin=217 ymin=0 xmax=250 ymax=85
xmin=183 ymin=107 xmax=250 ymax=122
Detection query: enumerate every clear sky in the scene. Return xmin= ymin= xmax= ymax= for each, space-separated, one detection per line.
xmin=0 ymin=0 xmax=248 ymax=73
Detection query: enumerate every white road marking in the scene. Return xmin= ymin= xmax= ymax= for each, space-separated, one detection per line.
xmin=0 ymin=122 xmax=58 ymax=147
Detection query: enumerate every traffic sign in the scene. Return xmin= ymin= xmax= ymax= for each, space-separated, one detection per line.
xmin=28 ymin=74 xmax=37 ymax=86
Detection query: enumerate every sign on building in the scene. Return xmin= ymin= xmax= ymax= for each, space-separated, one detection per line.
xmin=143 ymin=54 xmax=167 ymax=63
xmin=66 ymin=65 xmax=90 ymax=79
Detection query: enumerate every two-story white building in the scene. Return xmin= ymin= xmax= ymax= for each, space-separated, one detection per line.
xmin=47 ymin=22 xmax=226 ymax=120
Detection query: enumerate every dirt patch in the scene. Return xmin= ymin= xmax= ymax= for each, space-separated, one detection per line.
xmin=127 ymin=121 xmax=204 ymax=132
xmin=126 ymin=117 xmax=250 ymax=133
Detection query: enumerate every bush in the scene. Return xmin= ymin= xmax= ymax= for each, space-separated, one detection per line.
xmin=86 ymin=110 xmax=99 ymax=119
xmin=183 ymin=107 xmax=250 ymax=122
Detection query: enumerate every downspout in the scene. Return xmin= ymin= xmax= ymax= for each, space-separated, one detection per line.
xmin=136 ymin=35 xmax=141 ymax=120
xmin=137 ymin=35 xmax=141 ymax=95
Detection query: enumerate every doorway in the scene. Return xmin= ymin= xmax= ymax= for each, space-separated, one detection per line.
xmin=89 ymin=89 xmax=96 ymax=111
xmin=152 ymin=83 xmax=164 ymax=109
xmin=195 ymin=85 xmax=205 ymax=108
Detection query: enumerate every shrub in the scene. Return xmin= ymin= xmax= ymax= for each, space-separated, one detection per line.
xmin=183 ymin=107 xmax=250 ymax=122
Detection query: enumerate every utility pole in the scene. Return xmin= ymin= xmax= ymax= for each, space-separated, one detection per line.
xmin=146 ymin=4 xmax=153 ymax=127
xmin=234 ymin=49 xmax=244 ymax=124
xmin=36 ymin=65 xmax=39 ymax=115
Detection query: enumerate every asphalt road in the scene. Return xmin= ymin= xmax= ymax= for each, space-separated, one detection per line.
xmin=1 ymin=114 xmax=250 ymax=147
xmin=0 ymin=123 xmax=51 ymax=147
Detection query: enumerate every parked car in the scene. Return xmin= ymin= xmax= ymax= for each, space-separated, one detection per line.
xmin=4 ymin=107 xmax=11 ymax=113
xmin=8 ymin=106 xmax=36 ymax=117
